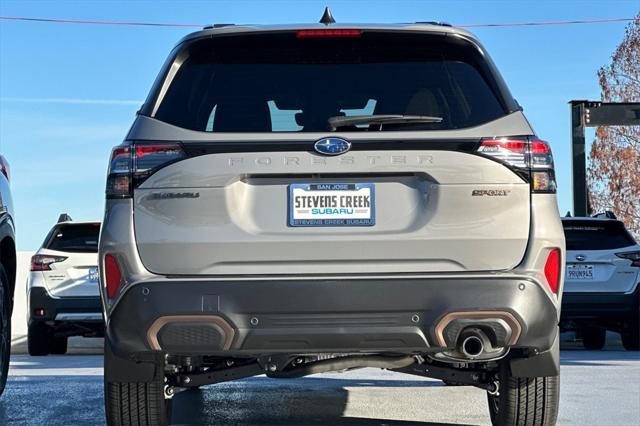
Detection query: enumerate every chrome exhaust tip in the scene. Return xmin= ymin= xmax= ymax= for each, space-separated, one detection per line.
xmin=461 ymin=335 xmax=485 ymax=358
xmin=449 ymin=327 xmax=496 ymax=361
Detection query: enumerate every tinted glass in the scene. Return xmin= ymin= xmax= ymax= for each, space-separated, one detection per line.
xmin=154 ymin=32 xmax=508 ymax=132
xmin=563 ymin=220 xmax=636 ymax=250
xmin=45 ymin=224 xmax=101 ymax=253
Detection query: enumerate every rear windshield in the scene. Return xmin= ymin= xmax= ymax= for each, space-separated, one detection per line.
xmin=152 ymin=32 xmax=509 ymax=132
xmin=44 ymin=223 xmax=101 ymax=253
xmin=563 ymin=220 xmax=637 ymax=251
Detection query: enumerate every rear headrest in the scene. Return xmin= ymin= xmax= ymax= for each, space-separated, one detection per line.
xmin=405 ymin=89 xmax=442 ymax=117
xmin=213 ymin=99 xmax=272 ymax=132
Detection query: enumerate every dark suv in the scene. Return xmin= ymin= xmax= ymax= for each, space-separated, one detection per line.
xmin=99 ymin=22 xmax=564 ymax=425
xmin=0 ymin=155 xmax=16 ymax=397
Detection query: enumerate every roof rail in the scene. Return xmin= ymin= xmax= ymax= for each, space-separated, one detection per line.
xmin=57 ymin=213 xmax=72 ymax=223
xmin=415 ymin=21 xmax=452 ymax=27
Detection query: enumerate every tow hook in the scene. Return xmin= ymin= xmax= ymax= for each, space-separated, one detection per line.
xmin=164 ymin=385 xmax=175 ymax=399
xmin=487 ymin=380 xmax=500 ymax=396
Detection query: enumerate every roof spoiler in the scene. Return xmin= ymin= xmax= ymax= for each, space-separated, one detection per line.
xmin=57 ymin=213 xmax=72 ymax=223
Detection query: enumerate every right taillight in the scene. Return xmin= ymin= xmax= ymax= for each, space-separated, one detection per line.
xmin=615 ymin=251 xmax=640 ymax=267
xmin=104 ymin=254 xmax=123 ymax=299
xmin=476 ymin=137 xmax=556 ymax=193
xmin=106 ymin=142 xmax=186 ymax=198
xmin=30 ymin=254 xmax=67 ymax=271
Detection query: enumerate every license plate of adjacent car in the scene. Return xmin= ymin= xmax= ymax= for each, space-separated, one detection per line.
xmin=567 ymin=264 xmax=594 ymax=280
xmin=288 ymin=183 xmax=375 ymax=227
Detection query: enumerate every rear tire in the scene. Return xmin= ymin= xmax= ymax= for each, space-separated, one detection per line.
xmin=27 ymin=323 xmax=49 ymax=356
xmin=0 ymin=265 xmax=11 ymax=397
xmin=581 ymin=326 xmax=606 ymax=350
xmin=50 ymin=336 xmax=68 ymax=355
xmin=487 ymin=363 xmax=559 ymax=426
xmin=621 ymin=320 xmax=639 ymax=351
xmin=105 ymin=381 xmax=172 ymax=426
xmin=104 ymin=341 xmax=172 ymax=425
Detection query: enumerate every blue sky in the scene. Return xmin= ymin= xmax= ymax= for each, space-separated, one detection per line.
xmin=0 ymin=0 xmax=637 ymax=250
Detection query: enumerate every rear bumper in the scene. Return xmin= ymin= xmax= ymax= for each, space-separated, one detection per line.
xmin=106 ymin=275 xmax=559 ymax=358
xmin=560 ymin=285 xmax=639 ymax=322
xmin=28 ymin=287 xmax=103 ymax=325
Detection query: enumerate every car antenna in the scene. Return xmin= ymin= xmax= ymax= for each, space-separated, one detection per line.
xmin=319 ymin=7 xmax=336 ymax=25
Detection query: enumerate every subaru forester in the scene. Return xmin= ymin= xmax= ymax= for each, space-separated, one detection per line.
xmin=99 ymin=21 xmax=565 ymax=425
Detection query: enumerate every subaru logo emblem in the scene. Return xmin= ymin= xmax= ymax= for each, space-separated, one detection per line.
xmin=314 ymin=137 xmax=351 ymax=156
xmin=576 ymin=254 xmax=586 ymax=261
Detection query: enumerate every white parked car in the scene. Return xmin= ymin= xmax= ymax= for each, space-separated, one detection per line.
xmin=560 ymin=214 xmax=640 ymax=351
xmin=27 ymin=215 xmax=103 ymax=355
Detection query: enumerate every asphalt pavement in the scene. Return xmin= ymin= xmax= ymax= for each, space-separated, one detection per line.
xmin=1 ymin=338 xmax=639 ymax=425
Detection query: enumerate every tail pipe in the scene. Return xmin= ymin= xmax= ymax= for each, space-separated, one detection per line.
xmin=458 ymin=328 xmax=493 ymax=359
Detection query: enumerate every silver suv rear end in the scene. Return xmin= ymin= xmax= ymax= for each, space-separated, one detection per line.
xmin=99 ymin=23 xmax=565 ymax=426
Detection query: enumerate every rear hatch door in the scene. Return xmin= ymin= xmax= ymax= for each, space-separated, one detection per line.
xmin=131 ymin=29 xmax=533 ymax=276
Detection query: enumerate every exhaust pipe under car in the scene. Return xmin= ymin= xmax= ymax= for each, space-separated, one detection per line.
xmin=461 ymin=335 xmax=484 ymax=358
xmin=458 ymin=328 xmax=493 ymax=359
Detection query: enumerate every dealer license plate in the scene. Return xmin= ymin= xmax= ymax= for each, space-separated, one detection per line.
xmin=289 ymin=183 xmax=375 ymax=227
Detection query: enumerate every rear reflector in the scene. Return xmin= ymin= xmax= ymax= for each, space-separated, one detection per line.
xmin=296 ymin=29 xmax=362 ymax=38
xmin=544 ymin=248 xmax=561 ymax=294
xmin=104 ymin=254 xmax=122 ymax=299
xmin=34 ymin=308 xmax=45 ymax=317
xmin=30 ymin=255 xmax=67 ymax=271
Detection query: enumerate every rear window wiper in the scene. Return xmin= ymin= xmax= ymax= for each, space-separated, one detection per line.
xmin=328 ymin=114 xmax=443 ymax=131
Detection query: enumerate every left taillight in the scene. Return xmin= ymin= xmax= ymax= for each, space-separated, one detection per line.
xmin=106 ymin=142 xmax=186 ymax=198
xmin=615 ymin=251 xmax=640 ymax=267
xmin=30 ymin=255 xmax=67 ymax=271
xmin=544 ymin=248 xmax=562 ymax=294
xmin=476 ymin=137 xmax=556 ymax=193
xmin=104 ymin=254 xmax=123 ymax=299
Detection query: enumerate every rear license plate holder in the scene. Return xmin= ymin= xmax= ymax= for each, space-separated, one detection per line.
xmin=566 ymin=264 xmax=594 ymax=280
xmin=288 ymin=183 xmax=375 ymax=227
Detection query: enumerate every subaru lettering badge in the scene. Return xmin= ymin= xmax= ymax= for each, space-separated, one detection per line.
xmin=314 ymin=137 xmax=351 ymax=156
